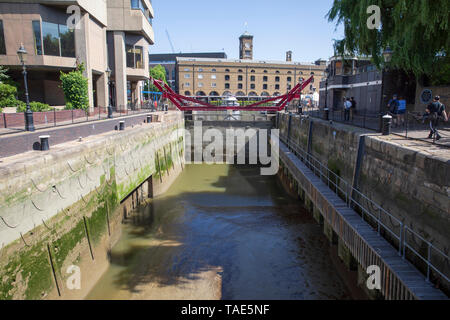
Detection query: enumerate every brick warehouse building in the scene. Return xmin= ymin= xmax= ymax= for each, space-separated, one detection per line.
xmin=176 ymin=32 xmax=326 ymax=98
xmin=0 ymin=0 xmax=154 ymax=111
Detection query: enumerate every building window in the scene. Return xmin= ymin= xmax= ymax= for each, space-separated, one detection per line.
xmin=238 ymin=75 xmax=243 ymax=81
xmin=184 ymin=74 xmax=190 ymax=79
xmin=212 ymin=69 xmax=216 ymax=72
xmin=287 ymin=71 xmax=292 ymax=74
xmin=263 ymin=70 xmax=268 ymax=73
xmin=250 ymin=70 xmax=255 ymax=73
xmin=250 ymin=76 xmax=255 ymax=81
xmin=275 ymin=71 xmax=280 ymax=74
xmin=184 ymin=68 xmax=190 ymax=71
xmin=32 ymin=21 xmax=42 ymax=55
xmin=42 ymin=21 xmax=60 ymax=56
xmin=225 ymin=69 xmax=230 ymax=72
xmin=275 ymin=84 xmax=280 ymax=90
xmin=225 ymin=83 xmax=230 ymax=89
xmin=40 ymin=21 xmax=75 ymax=57
xmin=126 ymin=45 xmax=143 ymax=68
xmin=198 ymin=74 xmax=203 ymax=79
xmin=184 ymin=82 xmax=190 ymax=87
xmin=238 ymin=83 xmax=243 ymax=89
xmin=250 ymin=84 xmax=255 ymax=89
xmin=287 ymin=85 xmax=292 ymax=90
xmin=275 ymin=76 xmax=280 ymax=82
xmin=0 ymin=21 xmax=5 ymax=55
xmin=263 ymin=76 xmax=268 ymax=82
xmin=59 ymin=24 xmax=75 ymax=57
xmin=198 ymin=82 xmax=203 ymax=88
xmin=287 ymin=77 xmax=292 ymax=82
xmin=211 ymin=83 xmax=217 ymax=88
xmin=245 ymin=50 xmax=251 ymax=57
xmin=263 ymin=84 xmax=268 ymax=90
xmin=238 ymin=69 xmax=243 ymax=73
xmin=131 ymin=0 xmax=146 ymax=14
xmin=225 ymin=75 xmax=230 ymax=81
xmin=198 ymin=68 xmax=203 ymax=72
xmin=211 ymin=74 xmax=216 ymax=79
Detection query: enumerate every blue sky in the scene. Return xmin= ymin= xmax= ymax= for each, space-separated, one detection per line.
xmin=150 ymin=0 xmax=344 ymax=63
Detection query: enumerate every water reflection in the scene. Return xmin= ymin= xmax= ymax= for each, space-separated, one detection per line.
xmin=87 ymin=164 xmax=352 ymax=300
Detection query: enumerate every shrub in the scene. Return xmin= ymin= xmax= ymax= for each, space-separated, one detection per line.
xmin=16 ymin=101 xmax=51 ymax=113
xmin=60 ymin=64 xmax=89 ymax=111
xmin=0 ymin=83 xmax=24 ymax=111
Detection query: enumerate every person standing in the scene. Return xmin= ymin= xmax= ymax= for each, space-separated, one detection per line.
xmin=344 ymin=97 xmax=352 ymax=121
xmin=350 ymin=97 xmax=357 ymax=121
xmin=387 ymin=94 xmax=400 ymax=127
xmin=426 ymin=96 xmax=448 ymax=141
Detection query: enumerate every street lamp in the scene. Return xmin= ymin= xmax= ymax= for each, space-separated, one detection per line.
xmin=17 ymin=44 xmax=35 ymax=132
xmin=324 ymin=66 xmax=330 ymax=120
xmin=105 ymin=66 xmax=113 ymax=118
xmin=380 ymin=46 xmax=394 ymax=134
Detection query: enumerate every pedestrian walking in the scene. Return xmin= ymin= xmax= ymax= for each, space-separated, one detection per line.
xmin=387 ymin=94 xmax=400 ymax=127
xmin=350 ymin=97 xmax=357 ymax=121
xmin=344 ymin=97 xmax=352 ymax=121
xmin=426 ymin=96 xmax=448 ymax=141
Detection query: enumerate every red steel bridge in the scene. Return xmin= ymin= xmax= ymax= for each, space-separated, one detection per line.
xmin=151 ymin=76 xmax=314 ymax=112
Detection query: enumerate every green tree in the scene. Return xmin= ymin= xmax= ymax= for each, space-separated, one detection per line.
xmin=0 ymin=66 xmax=9 ymax=83
xmin=60 ymin=63 xmax=89 ymax=111
xmin=327 ymin=0 xmax=450 ymax=83
xmin=148 ymin=65 xmax=168 ymax=92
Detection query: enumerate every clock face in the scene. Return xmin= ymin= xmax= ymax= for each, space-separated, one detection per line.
xmin=245 ymin=43 xmax=250 ymax=49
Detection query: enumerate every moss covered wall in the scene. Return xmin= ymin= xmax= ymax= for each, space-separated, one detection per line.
xmin=0 ymin=112 xmax=185 ymax=299
xmin=278 ymin=113 xmax=449 ymax=269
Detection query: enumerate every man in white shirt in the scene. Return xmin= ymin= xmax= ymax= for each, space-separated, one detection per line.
xmin=344 ymin=97 xmax=352 ymax=121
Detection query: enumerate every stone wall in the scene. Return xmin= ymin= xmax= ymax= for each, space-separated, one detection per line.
xmin=0 ymin=112 xmax=184 ymax=299
xmin=278 ymin=113 xmax=450 ymax=286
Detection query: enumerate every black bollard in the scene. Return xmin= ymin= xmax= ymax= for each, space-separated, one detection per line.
xmin=382 ymin=115 xmax=392 ymax=135
xmin=324 ymin=108 xmax=329 ymax=121
xmin=39 ymin=135 xmax=50 ymax=151
xmin=119 ymin=121 xmax=125 ymax=131
xmin=147 ymin=115 xmax=152 ymax=123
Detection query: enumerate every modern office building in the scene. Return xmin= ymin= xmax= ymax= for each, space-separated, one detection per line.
xmin=149 ymin=52 xmax=227 ymax=91
xmin=0 ymin=0 xmax=154 ymax=111
xmin=176 ymin=33 xmax=326 ymax=98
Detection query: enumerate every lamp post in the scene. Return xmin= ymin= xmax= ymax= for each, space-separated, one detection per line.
xmin=380 ymin=47 xmax=393 ymax=134
xmin=106 ymin=66 xmax=113 ymax=118
xmin=324 ymin=66 xmax=330 ymax=120
xmin=17 ymin=44 xmax=34 ymax=132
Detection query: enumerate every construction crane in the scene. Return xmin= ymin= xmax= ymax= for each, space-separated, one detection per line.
xmin=165 ymin=29 xmax=176 ymax=54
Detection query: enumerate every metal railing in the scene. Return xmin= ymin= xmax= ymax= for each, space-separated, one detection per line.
xmin=0 ymin=103 xmax=157 ymax=136
xmin=184 ymin=112 xmax=272 ymax=122
xmin=298 ymin=106 xmax=450 ymax=147
xmin=278 ymin=133 xmax=450 ymax=287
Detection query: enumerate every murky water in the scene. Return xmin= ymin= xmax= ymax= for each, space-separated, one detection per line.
xmin=87 ymin=164 xmax=353 ymax=300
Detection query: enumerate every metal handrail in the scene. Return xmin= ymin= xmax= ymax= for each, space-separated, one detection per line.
xmin=279 ymin=133 xmax=449 ymax=286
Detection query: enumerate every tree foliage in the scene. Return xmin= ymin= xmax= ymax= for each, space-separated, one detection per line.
xmin=148 ymin=65 xmax=168 ymax=92
xmin=60 ymin=63 xmax=89 ymax=111
xmin=0 ymin=66 xmax=9 ymax=83
xmin=327 ymin=0 xmax=450 ymax=83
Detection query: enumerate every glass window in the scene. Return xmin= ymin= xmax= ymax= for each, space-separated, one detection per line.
xmin=250 ymin=84 xmax=255 ymax=89
xmin=263 ymin=76 xmax=268 ymax=82
xmin=211 ymin=74 xmax=216 ymax=79
xmin=184 ymin=82 xmax=190 ymax=87
xmin=59 ymin=24 xmax=75 ymax=57
xmin=184 ymin=68 xmax=190 ymax=71
xmin=287 ymin=77 xmax=292 ymax=82
xmin=134 ymin=46 xmax=143 ymax=68
xmin=225 ymin=83 xmax=230 ymax=89
xmin=225 ymin=75 xmax=230 ymax=81
xmin=198 ymin=74 xmax=203 ymax=79
xmin=32 ymin=21 xmax=42 ymax=55
xmin=238 ymin=83 xmax=243 ymax=89
xmin=263 ymin=84 xmax=268 ymax=90
xmin=131 ymin=0 xmax=146 ymax=14
xmin=198 ymin=82 xmax=203 ymax=87
xmin=275 ymin=76 xmax=280 ymax=82
xmin=250 ymin=76 xmax=255 ymax=81
xmin=211 ymin=83 xmax=216 ymax=88
xmin=0 ymin=21 xmax=6 ymax=55
xmin=238 ymin=75 xmax=243 ymax=81
xmin=275 ymin=84 xmax=280 ymax=90
xmin=42 ymin=21 xmax=60 ymax=56
xmin=184 ymin=74 xmax=191 ymax=79
xmin=126 ymin=45 xmax=134 ymax=68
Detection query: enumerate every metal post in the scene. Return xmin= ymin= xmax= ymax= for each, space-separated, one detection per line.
xmin=22 ymin=63 xmax=35 ymax=131
xmin=53 ymin=108 xmax=56 ymax=127
xmin=426 ymin=244 xmax=431 ymax=282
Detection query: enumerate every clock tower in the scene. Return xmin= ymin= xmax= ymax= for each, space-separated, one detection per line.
xmin=239 ymin=32 xmax=253 ymax=60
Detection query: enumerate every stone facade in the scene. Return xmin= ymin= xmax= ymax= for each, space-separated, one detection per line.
xmin=0 ymin=0 xmax=154 ymax=110
xmin=0 ymin=112 xmax=184 ymax=299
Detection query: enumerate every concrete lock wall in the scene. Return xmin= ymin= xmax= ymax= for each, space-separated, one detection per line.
xmin=278 ymin=113 xmax=450 ymax=290
xmin=0 ymin=112 xmax=185 ymax=300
